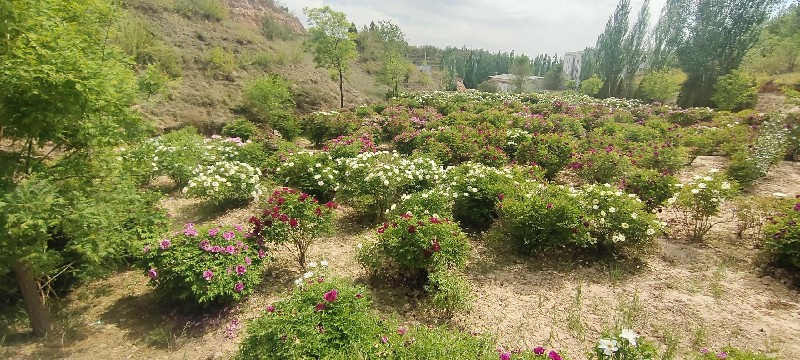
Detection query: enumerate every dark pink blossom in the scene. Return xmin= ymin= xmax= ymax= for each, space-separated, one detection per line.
xmin=533 ymin=346 xmax=545 ymax=355
xmin=266 ymin=305 xmax=275 ymax=313
xmin=548 ymin=350 xmax=562 ymax=360
xmin=381 ymin=336 xmax=389 ymax=344
xmin=258 ymin=249 xmax=266 ymax=259
xmin=226 ymin=245 xmax=236 ymax=254
xmin=245 ymin=257 xmax=252 ymax=265
xmin=160 ymin=239 xmax=171 ymax=250
xmin=208 ymin=228 xmax=220 ymax=236
xmin=223 ymin=231 xmax=235 ymax=241
xmin=233 ymin=282 xmax=244 ymax=292
xmin=236 ymin=265 xmax=247 ymax=275
xmin=289 ymin=218 xmax=299 ymax=228
xmin=148 ymin=268 xmax=158 ymax=279
xmin=499 ymin=352 xmax=511 ymax=360
xmin=323 ymin=289 xmax=338 ymax=302
xmin=203 ymin=270 xmax=214 ymax=281
xmin=315 ymin=303 xmax=326 ymax=311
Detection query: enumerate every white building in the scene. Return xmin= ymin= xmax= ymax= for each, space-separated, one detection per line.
xmin=563 ymin=51 xmax=583 ymax=83
xmin=487 ymin=74 xmax=544 ymax=93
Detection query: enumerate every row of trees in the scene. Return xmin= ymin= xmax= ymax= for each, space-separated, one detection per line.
xmin=582 ymin=0 xmax=781 ymax=108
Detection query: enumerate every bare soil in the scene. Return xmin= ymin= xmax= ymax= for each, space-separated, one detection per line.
xmin=3 ymin=157 xmax=800 ymax=359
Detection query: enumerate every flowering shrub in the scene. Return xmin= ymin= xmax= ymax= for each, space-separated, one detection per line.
xmin=445 ymin=162 xmax=529 ymax=230
xmin=272 ymin=151 xmax=339 ymax=202
xmin=302 ymin=110 xmax=361 ymax=145
xmin=250 ymin=188 xmax=336 ymax=269
xmin=572 ymin=146 xmax=632 ymax=185
xmin=387 ymin=188 xmax=454 ymax=220
xmin=698 ymin=346 xmax=779 ymax=360
xmin=669 ymin=170 xmax=739 ymax=242
xmin=627 ymin=142 xmax=687 ymax=175
xmin=359 ymin=214 xmax=471 ymax=311
xmin=578 ymin=184 xmax=661 ymax=255
xmin=322 ymin=133 xmax=378 ymax=159
xmin=592 ymin=329 xmax=658 ymax=360
xmin=138 ymin=223 xmax=267 ymax=305
xmin=763 ymin=197 xmax=800 ymax=272
xmin=337 ymin=152 xmax=444 ymax=221
xmin=183 ymin=160 xmax=263 ymax=205
xmin=732 ymin=195 xmax=786 ymax=240
xmin=123 ymin=127 xmax=206 ymax=186
xmin=503 ymin=128 xmax=533 ymax=158
xmin=727 ymin=116 xmax=790 ymax=188
xmin=222 ymin=117 xmax=260 ymax=141
xmin=515 ymin=133 xmax=579 ymax=180
xmin=622 ymin=169 xmax=679 ymax=212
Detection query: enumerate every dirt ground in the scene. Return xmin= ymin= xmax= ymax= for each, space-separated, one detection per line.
xmin=3 ymin=157 xmax=800 ymax=360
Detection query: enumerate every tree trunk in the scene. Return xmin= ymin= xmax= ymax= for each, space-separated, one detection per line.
xmin=13 ymin=260 xmax=51 ymax=336
xmin=339 ymin=68 xmax=344 ymax=109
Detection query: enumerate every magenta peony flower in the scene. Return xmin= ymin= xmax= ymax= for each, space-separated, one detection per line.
xmin=533 ymin=346 xmax=545 ymax=355
xmin=266 ymin=305 xmax=275 ymax=313
xmin=381 ymin=336 xmax=389 ymax=344
xmin=397 ymin=327 xmax=407 ymax=336
xmin=717 ymin=352 xmax=728 ymax=359
xmin=408 ymin=225 xmax=416 ymax=234
xmin=289 ymin=218 xmax=299 ymax=228
xmin=203 ymin=270 xmax=214 ymax=281
xmin=160 ymin=239 xmax=171 ymax=250
xmin=147 ymin=268 xmax=158 ymax=279
xmin=233 ymin=282 xmax=244 ymax=292
xmin=315 ymin=303 xmax=326 ymax=312
xmin=499 ymin=352 xmax=511 ymax=360
xmin=208 ymin=228 xmax=220 ymax=236
xmin=226 ymin=245 xmax=236 ymax=254
xmin=234 ymin=224 xmax=243 ymax=232
xmin=497 ymin=193 xmax=504 ymax=200
xmin=236 ymin=265 xmax=247 ymax=275
xmin=794 ymin=203 xmax=800 ymax=211
xmin=700 ymin=348 xmax=710 ymax=354
xmin=211 ymin=245 xmax=222 ymax=253
xmin=258 ymin=249 xmax=266 ymax=259
xmin=546 ymin=203 xmax=553 ymax=209
xmin=548 ymin=350 xmax=562 ymax=360
xmin=323 ymin=289 xmax=338 ymax=302
xmin=183 ymin=223 xmax=198 ymax=237
xmin=299 ymin=193 xmax=309 ymax=202
xmin=223 ymin=231 xmax=235 ymax=241
xmin=245 ymin=257 xmax=252 ymax=265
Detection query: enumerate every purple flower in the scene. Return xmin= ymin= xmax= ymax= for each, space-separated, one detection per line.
xmin=315 ymin=303 xmax=326 ymax=311
xmin=226 ymin=245 xmax=236 ymax=254
xmin=234 ymin=224 xmax=243 ymax=232
xmin=397 ymin=327 xmax=407 ymax=335
xmin=236 ymin=265 xmax=247 ymax=275
xmin=266 ymin=305 xmax=275 ymax=313
xmin=223 ymin=231 xmax=235 ymax=241
xmin=533 ymin=346 xmax=546 ymax=355
xmin=198 ymin=240 xmax=211 ymax=251
xmin=258 ymin=249 xmax=266 ymax=259
xmin=183 ymin=223 xmax=198 ymax=237
xmin=700 ymin=348 xmax=710 ymax=354
xmin=717 ymin=352 xmax=728 ymax=359
xmin=142 ymin=245 xmax=151 ymax=253
xmin=794 ymin=203 xmax=800 ymax=211
xmin=203 ymin=270 xmax=214 ymax=281
xmin=147 ymin=268 xmax=158 ymax=279
xmin=499 ymin=352 xmax=511 ymax=360
xmin=245 ymin=257 xmax=252 ymax=265
xmin=381 ymin=336 xmax=389 ymax=344
xmin=211 ymin=245 xmax=222 ymax=253
xmin=233 ymin=282 xmax=244 ymax=292
xmin=160 ymin=239 xmax=171 ymax=250
xmin=548 ymin=350 xmax=562 ymax=360
xmin=323 ymin=289 xmax=338 ymax=302
xmin=208 ymin=228 xmax=220 ymax=236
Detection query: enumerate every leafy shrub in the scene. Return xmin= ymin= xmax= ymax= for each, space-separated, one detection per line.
xmin=445 ymin=163 xmax=527 ymax=230
xmin=698 ymin=346 xmax=780 ymax=360
xmin=386 ymin=188 xmax=454 ymax=220
xmin=580 ymin=75 xmax=603 ymax=97
xmin=123 ymin=127 xmax=206 ymax=186
xmin=637 ymin=69 xmax=684 ymax=104
xmin=592 ymin=329 xmax=659 ymax=360
xmin=260 ymin=15 xmax=295 ymax=41
xmin=572 ymin=146 xmax=632 ymax=185
xmin=359 ymin=214 xmax=470 ymax=311
xmin=272 ymin=151 xmax=339 ymax=202
xmin=726 ymin=116 xmax=789 ymax=188
xmin=236 ymin=277 xmax=381 ymax=359
xmin=336 ymin=152 xmax=444 ymax=222
xmin=732 ymin=195 xmax=786 ymax=240
xmin=516 ymin=133 xmax=579 ymax=180
xmin=138 ymin=223 xmax=267 ymax=305
xmin=222 ymin=118 xmax=260 ymax=141
xmin=622 ymin=169 xmax=678 ymax=212
xmin=670 ymin=170 xmax=738 ymax=242
xmin=250 ymin=188 xmax=336 ymax=269
xmin=175 ymin=0 xmax=228 ymax=21
xmin=763 ymin=198 xmax=800 ymax=272
xmin=203 ymin=46 xmax=236 ymax=79
xmin=183 ymin=160 xmax=263 ymax=205
xmin=627 ymin=142 xmax=687 ymax=175
xmin=504 ymin=128 xmax=533 ymax=158
xmin=323 ymin=133 xmax=378 ymax=159
xmin=138 ymin=63 xmax=172 ymax=97
xmin=242 ymin=75 xmax=297 ymax=139
xmin=712 ymin=70 xmax=758 ymax=112
xmin=303 ymin=111 xmax=362 ymax=145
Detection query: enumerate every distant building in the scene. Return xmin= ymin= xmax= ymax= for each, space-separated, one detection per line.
xmin=563 ymin=51 xmax=583 ymax=83
xmin=487 ymin=74 xmax=544 ymax=93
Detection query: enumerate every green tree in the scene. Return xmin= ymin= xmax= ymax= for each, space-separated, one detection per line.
xmin=303 ymin=6 xmax=357 ymax=108
xmin=650 ymin=0 xmax=692 ymax=71
xmin=742 ymin=4 xmax=800 ymax=75
xmin=543 ymin=62 xmax=567 ymax=90
xmin=595 ymin=0 xmax=631 ymax=98
xmin=374 ymin=21 xmax=409 ymax=97
xmin=675 ymin=0 xmax=778 ymax=108
xmin=580 ymin=74 xmax=604 ymax=96
xmin=510 ymin=55 xmax=532 ymax=93
xmin=711 ymin=69 xmax=758 ymax=111
xmin=0 ymin=0 xmax=154 ymax=335
xmin=637 ymin=69 xmax=685 ymax=103
xmin=618 ymin=0 xmax=650 ymax=98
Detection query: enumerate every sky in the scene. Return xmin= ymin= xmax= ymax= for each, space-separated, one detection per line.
xmin=283 ymin=0 xmax=669 ymax=57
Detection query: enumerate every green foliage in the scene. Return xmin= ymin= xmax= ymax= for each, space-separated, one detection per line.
xmin=580 ymin=75 xmax=603 ymax=96
xmin=697 ymin=346 xmax=780 ymax=360
xmin=175 ymin=0 xmax=228 ymax=21
xmin=543 ymin=62 xmax=567 ymax=91
xmin=763 ymin=198 xmax=800 ymax=272
xmin=671 ymin=170 xmax=739 ymax=242
xmin=183 ymin=160 xmax=264 ymax=205
xmin=272 ymin=151 xmax=339 ymax=202
xmin=477 ymin=80 xmax=499 ymax=93
xmin=323 ymin=134 xmax=378 ymax=159
xmin=516 ymin=133 xmax=579 ymax=180
xmin=138 ymin=63 xmax=172 ymax=97
xmin=638 ymin=69 xmax=684 ymax=104
xmin=573 ymin=146 xmax=633 ymax=185
xmin=222 ymin=118 xmax=260 ymax=141
xmin=591 ymin=329 xmax=659 ymax=360
xmin=623 ymin=169 xmax=678 ymax=212
xmin=511 ymin=55 xmax=533 ymax=93
xmin=260 ymin=15 xmax=295 ymax=41
xmin=712 ymin=70 xmax=758 ymax=111
xmin=304 ymin=6 xmax=358 ymax=107
xmin=445 ymin=163 xmax=525 ymax=229
xmin=138 ymin=223 xmax=267 ymax=305
xmin=303 ymin=110 xmax=362 ymax=145
xmin=387 ymin=189 xmax=454 ymax=220
xmin=726 ymin=116 xmax=789 ymax=187
xmin=242 ymin=75 xmax=297 ymax=139
xmin=250 ymin=188 xmax=337 ymax=269
xmin=203 ymin=46 xmax=236 ymax=79
xmin=742 ymin=4 xmax=800 ymax=76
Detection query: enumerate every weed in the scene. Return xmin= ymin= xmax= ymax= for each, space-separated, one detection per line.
xmin=566 ymin=283 xmax=585 ymax=339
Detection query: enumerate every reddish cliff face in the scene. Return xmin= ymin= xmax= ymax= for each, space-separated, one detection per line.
xmin=224 ymin=0 xmax=305 ymax=33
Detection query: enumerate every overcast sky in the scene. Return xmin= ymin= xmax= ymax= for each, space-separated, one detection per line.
xmin=283 ymin=0 xmax=668 ymax=57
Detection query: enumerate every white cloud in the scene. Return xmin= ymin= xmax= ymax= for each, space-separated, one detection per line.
xmin=285 ymin=0 xmax=667 ymax=57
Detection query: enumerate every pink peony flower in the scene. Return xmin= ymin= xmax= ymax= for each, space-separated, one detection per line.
xmin=147 ymin=268 xmax=158 ymax=279
xmin=208 ymin=228 xmax=220 ymax=236
xmin=223 ymin=231 xmax=235 ymax=241
xmin=381 ymin=336 xmax=389 ymax=344
xmin=289 ymin=218 xmax=299 ymax=228
xmin=299 ymin=193 xmax=309 ymax=202
xmin=499 ymin=352 xmax=511 ymax=360
xmin=397 ymin=327 xmax=407 ymax=336
xmin=717 ymin=353 xmax=728 ymax=359
xmin=142 ymin=245 xmax=151 ymax=253
xmin=548 ymin=350 xmax=562 ymax=360
xmin=258 ymin=249 xmax=266 ymax=259
xmin=266 ymin=305 xmax=275 ymax=313
xmin=233 ymin=282 xmax=244 ymax=292
xmin=160 ymin=239 xmax=171 ymax=250
xmin=315 ymin=303 xmax=326 ymax=312
xmin=226 ymin=245 xmax=236 ymax=254
xmin=497 ymin=193 xmax=504 ymax=200
xmin=183 ymin=223 xmax=198 ymax=236
xmin=794 ymin=203 xmax=800 ymax=211
xmin=323 ymin=289 xmax=338 ymax=302
xmin=236 ymin=265 xmax=247 ymax=275
xmin=203 ymin=270 xmax=214 ymax=281
xmin=234 ymin=224 xmax=243 ymax=232
xmin=245 ymin=257 xmax=252 ymax=265
xmin=211 ymin=245 xmax=222 ymax=253
xmin=533 ymin=346 xmax=545 ymax=355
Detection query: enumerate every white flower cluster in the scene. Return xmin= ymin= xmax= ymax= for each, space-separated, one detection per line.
xmin=275 ymin=151 xmax=340 ymax=191
xmin=203 ymin=136 xmax=251 ymax=163
xmin=597 ymin=329 xmax=639 ymax=356
xmin=505 ymin=128 xmax=531 ymax=149
xmin=183 ymin=160 xmax=263 ymax=203
xmin=293 ymin=260 xmax=330 ymax=287
xmin=337 ymin=151 xmax=444 ymax=192
xmin=442 ymin=162 xmax=529 ymax=199
xmin=747 ymin=118 xmax=790 ymax=176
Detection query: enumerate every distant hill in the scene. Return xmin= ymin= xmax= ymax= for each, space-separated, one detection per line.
xmin=121 ymin=0 xmax=387 ymax=132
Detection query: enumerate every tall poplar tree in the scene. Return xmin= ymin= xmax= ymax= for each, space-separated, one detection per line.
xmin=304 ymin=6 xmax=357 ymax=108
